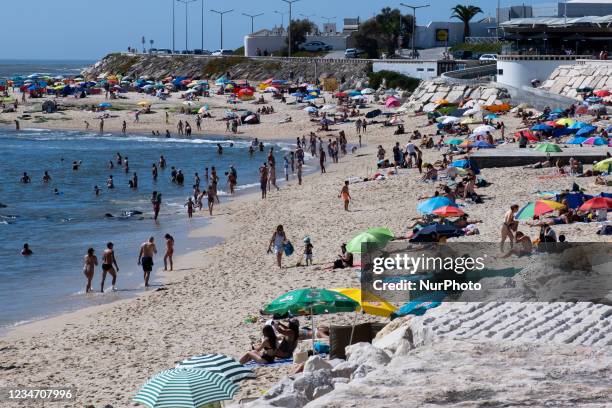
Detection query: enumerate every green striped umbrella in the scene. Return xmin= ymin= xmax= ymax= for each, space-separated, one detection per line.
xmin=263 ymin=288 xmax=359 ymax=316
xmin=134 ymin=368 xmax=237 ymax=408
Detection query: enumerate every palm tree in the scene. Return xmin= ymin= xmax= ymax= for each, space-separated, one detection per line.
xmin=450 ymin=5 xmax=483 ymax=41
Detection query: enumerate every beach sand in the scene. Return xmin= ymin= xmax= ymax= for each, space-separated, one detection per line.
xmin=0 ymin=89 xmax=610 ymax=406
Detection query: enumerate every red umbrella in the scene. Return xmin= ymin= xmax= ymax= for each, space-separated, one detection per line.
xmin=593 ymin=90 xmax=611 ymax=97
xmin=578 ymin=197 xmax=612 ymax=212
xmin=432 ymin=205 xmax=465 ymax=217
xmin=335 ymin=91 xmax=347 ymax=98
xmin=515 ymin=130 xmax=538 ymax=142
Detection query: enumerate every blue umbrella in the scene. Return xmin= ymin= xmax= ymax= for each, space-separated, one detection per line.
xmin=551 ymin=108 xmax=564 ymax=114
xmin=567 ymin=137 xmax=587 ymax=144
xmin=450 ymin=159 xmax=480 ymax=174
xmin=304 ymin=95 xmax=316 ymax=100
xmin=575 ymin=125 xmax=597 ymax=137
xmin=473 ymin=140 xmax=494 ymax=148
xmin=409 ymin=223 xmax=463 ymax=241
xmin=391 ymin=292 xmax=445 ymax=319
xmin=586 ymin=96 xmax=602 ymax=103
xmin=291 ymin=92 xmax=305 ymax=97
xmin=484 ymin=114 xmax=498 ymax=120
xmin=98 ymin=102 xmax=112 ymax=108
xmin=569 ymin=121 xmax=588 ymax=129
xmin=348 ymin=90 xmax=361 ymax=96
xmin=417 ymin=197 xmax=458 ymax=214
xmin=531 ymin=124 xmax=552 ymax=131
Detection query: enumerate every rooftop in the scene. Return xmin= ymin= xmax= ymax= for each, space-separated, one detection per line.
xmin=500 ymin=14 xmax=612 ymax=27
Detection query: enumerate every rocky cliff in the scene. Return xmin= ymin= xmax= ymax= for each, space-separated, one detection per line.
xmin=83 ymin=54 xmax=371 ymax=87
xmin=541 ymin=60 xmax=612 ymax=99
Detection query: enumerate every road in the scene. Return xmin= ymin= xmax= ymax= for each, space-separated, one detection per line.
xmin=324 ymin=50 xmax=346 ymax=59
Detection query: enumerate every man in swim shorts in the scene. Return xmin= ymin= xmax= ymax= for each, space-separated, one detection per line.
xmin=138 ymin=236 xmax=157 ymax=287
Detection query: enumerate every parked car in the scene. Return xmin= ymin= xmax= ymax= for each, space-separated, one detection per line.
xmin=150 ymin=48 xmax=173 ymax=55
xmin=452 ymin=50 xmax=473 ymax=60
xmin=181 ymin=50 xmax=194 ymax=55
xmin=193 ymin=49 xmax=212 ymax=55
xmin=344 ymin=48 xmax=365 ymax=58
xmin=298 ymin=41 xmax=332 ymax=52
xmin=479 ymin=54 xmax=498 ymax=62
xmin=212 ymin=49 xmax=234 ymax=56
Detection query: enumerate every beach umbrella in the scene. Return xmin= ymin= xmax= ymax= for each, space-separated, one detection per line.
xmin=515 ymin=130 xmax=538 ymax=142
xmin=463 ymin=107 xmax=480 ymax=116
xmin=133 ymin=368 xmax=237 ymax=408
xmin=578 ymin=197 xmax=612 ymax=212
xmin=365 ymin=227 xmax=394 ymax=238
xmin=137 ymin=100 xmax=151 ymax=107
xmin=484 ymin=114 xmax=498 ymax=120
xmin=586 ymin=96 xmax=602 ymax=103
xmin=98 ymin=102 xmax=112 ymax=108
xmin=417 ymin=197 xmax=458 ymax=215
xmin=389 ymin=117 xmax=404 ymax=125
xmin=263 ymin=288 xmax=359 ymax=316
xmin=442 ymin=116 xmax=460 ymax=125
xmin=569 ymin=121 xmax=588 ymax=129
xmin=567 ymin=137 xmax=587 ymax=145
xmin=198 ymin=106 xmax=209 ymax=114
xmin=461 ymin=117 xmax=480 ymax=125
xmin=445 ymin=138 xmax=464 ymax=145
xmin=346 ymin=230 xmax=393 ymax=253
xmin=320 ymin=104 xmax=336 ymax=112
xmin=303 ymin=106 xmax=317 ymax=113
xmin=432 ymin=205 xmax=465 ymax=217
xmin=305 ymin=95 xmax=317 ymax=101
xmin=264 ymin=86 xmax=279 ymax=93
xmin=531 ymin=124 xmax=552 ymax=131
xmin=472 ymin=125 xmax=495 ymax=135
xmin=409 ymin=223 xmax=462 ymax=242
xmin=330 ymin=288 xmax=396 ymax=318
xmin=385 ymin=97 xmax=400 ymax=108
xmin=334 ymin=91 xmax=347 ymax=98
xmin=177 ymin=354 xmax=255 ymax=383
xmin=182 ymin=101 xmax=195 ymax=106
xmin=515 ymin=200 xmax=566 ymax=220
xmin=361 ymin=88 xmax=375 ymax=95
xmin=435 ymin=98 xmax=449 ymax=105
xmin=545 ymin=121 xmax=563 ymax=128
xmin=365 ymin=109 xmax=382 ymax=118
xmin=593 ymin=158 xmax=612 ymax=172
xmin=575 ymin=125 xmax=598 ymax=137
xmin=593 ymin=90 xmax=610 ymax=97
xmin=535 ymin=143 xmax=562 ymax=153
xmin=348 ymin=90 xmax=361 ymax=96
xmin=556 ymin=118 xmax=574 ymax=126
xmin=583 ymin=136 xmax=606 ymax=146
xmin=319 ymin=118 xmax=333 ymax=125
xmin=473 ymin=140 xmax=495 ymax=149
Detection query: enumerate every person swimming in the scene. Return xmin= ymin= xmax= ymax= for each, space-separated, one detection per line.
xmin=21 ymin=243 xmax=32 ymax=256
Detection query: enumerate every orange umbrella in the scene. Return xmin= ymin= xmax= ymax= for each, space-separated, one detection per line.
xmin=578 ymin=197 xmax=612 ymax=212
xmin=432 ymin=205 xmax=465 ymax=217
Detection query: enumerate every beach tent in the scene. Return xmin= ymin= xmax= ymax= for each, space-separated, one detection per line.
xmin=385 ymin=97 xmax=400 ymax=108
xmin=133 ymin=369 xmax=237 ymax=408
xmin=417 ymin=197 xmax=458 ymax=214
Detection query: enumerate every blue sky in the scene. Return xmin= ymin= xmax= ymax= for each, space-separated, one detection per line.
xmin=0 ymin=0 xmax=542 ymax=59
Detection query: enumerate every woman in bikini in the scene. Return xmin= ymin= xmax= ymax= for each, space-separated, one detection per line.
xmin=239 ymin=325 xmax=278 ymax=364
xmin=500 ymin=204 xmax=519 ymax=251
xmin=164 ymin=234 xmax=174 ymax=271
xmin=83 ymin=248 xmax=98 ymax=293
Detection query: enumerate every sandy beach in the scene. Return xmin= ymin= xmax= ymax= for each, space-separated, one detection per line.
xmin=0 ymin=86 xmax=611 ymax=407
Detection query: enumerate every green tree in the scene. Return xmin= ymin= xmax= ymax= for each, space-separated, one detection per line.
xmin=450 ymin=4 xmax=483 ymax=40
xmin=286 ymin=19 xmax=316 ymax=54
xmin=353 ymin=8 xmax=414 ymax=59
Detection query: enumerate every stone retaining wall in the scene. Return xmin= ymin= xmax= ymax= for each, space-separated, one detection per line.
xmin=541 ymin=61 xmax=612 ymax=99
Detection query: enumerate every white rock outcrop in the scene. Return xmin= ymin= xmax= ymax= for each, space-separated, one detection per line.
xmin=541 ymin=61 xmax=612 ymax=99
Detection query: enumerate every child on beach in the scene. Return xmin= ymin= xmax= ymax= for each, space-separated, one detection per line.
xmin=340 ymin=181 xmax=352 ymax=211
xmin=303 ymin=237 xmax=313 ymax=266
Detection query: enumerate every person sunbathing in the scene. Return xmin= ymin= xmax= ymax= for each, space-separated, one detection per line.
xmin=239 ymin=325 xmax=278 ymax=364
xmin=421 ymin=164 xmax=438 ymax=182
xmin=502 ymin=231 xmax=532 ymax=258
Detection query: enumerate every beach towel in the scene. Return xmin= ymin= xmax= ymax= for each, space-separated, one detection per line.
xmin=244 ymin=357 xmax=294 ymax=368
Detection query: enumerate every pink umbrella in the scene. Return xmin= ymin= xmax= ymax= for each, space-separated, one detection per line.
xmin=385 ymin=97 xmax=400 ymax=108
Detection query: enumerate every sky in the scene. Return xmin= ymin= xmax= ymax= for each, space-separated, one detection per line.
xmin=0 ymin=0 xmax=545 ymax=60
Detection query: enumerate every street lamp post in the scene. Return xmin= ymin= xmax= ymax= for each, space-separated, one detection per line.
xmin=177 ymin=0 xmax=197 ymax=52
xmin=201 ymin=0 xmax=205 ymax=50
xmin=172 ymin=0 xmax=176 ymax=53
xmin=274 ymin=10 xmax=287 ymax=28
xmin=400 ymin=3 xmax=429 ymax=59
xmin=210 ymin=9 xmax=233 ymax=50
xmin=282 ymin=0 xmax=300 ymax=58
xmin=242 ymin=12 xmax=264 ymax=34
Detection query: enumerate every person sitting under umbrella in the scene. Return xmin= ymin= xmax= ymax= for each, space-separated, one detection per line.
xmin=239 ymin=325 xmax=277 ymax=365
xmin=333 ymin=244 xmax=353 ymax=269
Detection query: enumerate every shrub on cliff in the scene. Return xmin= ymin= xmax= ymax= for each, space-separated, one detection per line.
xmin=368 ymin=70 xmax=420 ymax=91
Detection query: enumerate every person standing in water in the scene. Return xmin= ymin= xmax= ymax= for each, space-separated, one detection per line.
xmin=185 ymin=197 xmax=194 ymax=218
xmin=164 ymin=234 xmax=174 ymax=271
xmin=259 ymin=163 xmax=268 ymax=199
xmin=206 ymin=183 xmax=215 ymax=215
xmin=83 ymin=247 xmax=98 ymax=293
xmin=99 ymin=118 xmax=104 ymax=133
xmin=152 ymin=191 xmax=162 ymax=221
xmin=152 ymin=164 xmax=158 ymax=181
xmin=159 ymin=155 xmax=166 ymax=169
xmin=340 ymin=181 xmax=352 ymax=211
xmin=138 ymin=237 xmax=157 ymax=288
xmin=42 ymin=171 xmax=51 ymax=183
xmin=100 ymin=242 xmax=119 ymax=292
xmin=21 ymin=243 xmax=33 ymax=256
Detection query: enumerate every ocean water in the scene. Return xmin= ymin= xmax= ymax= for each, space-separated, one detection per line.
xmin=0 ymin=129 xmax=297 ymax=330
xmin=0 ymin=59 xmax=93 ymax=79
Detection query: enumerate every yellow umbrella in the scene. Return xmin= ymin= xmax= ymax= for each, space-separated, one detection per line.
xmin=556 ymin=118 xmax=574 ymax=126
xmin=330 ymin=288 xmax=396 ymax=317
xmin=137 ymin=100 xmax=151 ymax=107
xmin=435 ymin=99 xmax=449 ymax=105
xmin=593 ymin=158 xmax=612 ymax=172
xmin=461 ymin=117 xmax=481 ymax=125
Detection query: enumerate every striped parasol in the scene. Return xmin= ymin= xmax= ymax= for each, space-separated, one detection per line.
xmin=134 ymin=368 xmax=237 ymax=408
xmin=177 ymin=354 xmax=255 ymax=383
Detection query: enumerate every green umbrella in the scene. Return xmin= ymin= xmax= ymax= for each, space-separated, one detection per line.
xmin=346 ymin=231 xmax=392 ymax=253
xmin=263 ymin=288 xmax=359 ymax=316
xmin=535 ymin=143 xmax=562 ymax=153
xmin=134 ymin=368 xmax=237 ymax=408
xmin=365 ymin=227 xmax=394 ymax=238
xmin=445 ymin=138 xmax=464 ymax=145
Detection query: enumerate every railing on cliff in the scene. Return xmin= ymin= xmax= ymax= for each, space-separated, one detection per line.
xmin=441 ymin=63 xmax=497 ymax=85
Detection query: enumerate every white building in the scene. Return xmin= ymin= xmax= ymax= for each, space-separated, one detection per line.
xmin=412 ymin=17 xmax=497 ymax=49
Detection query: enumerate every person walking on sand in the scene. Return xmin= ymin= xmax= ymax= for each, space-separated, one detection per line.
xmin=100 ymin=242 xmax=119 ymax=292
xmin=122 ymin=120 xmax=127 ymax=134
xmin=164 ymin=234 xmax=174 ymax=271
xmin=340 ymin=180 xmax=352 ymax=211
xmin=165 ymin=111 xmax=169 ymax=124
xmin=138 ymin=236 xmax=157 ymax=288
xmin=319 ymin=146 xmax=326 ymax=174
xmin=260 ymin=163 xmax=268 ymax=199
xmin=99 ymin=118 xmax=104 ymax=133
xmin=185 ymin=196 xmax=194 ymax=218
xmin=267 ymin=148 xmax=279 ymax=191
xmin=501 ymin=204 xmax=519 ymax=251
xmin=83 ymin=247 xmax=98 ymax=293
xmin=268 ymin=225 xmax=287 ymax=268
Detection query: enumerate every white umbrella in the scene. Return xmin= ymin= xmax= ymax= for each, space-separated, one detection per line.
xmin=472 ymin=125 xmax=496 ymax=135
xmin=182 ymin=101 xmax=195 ymax=106
xmin=463 ymin=107 xmax=480 ymax=116
xmin=303 ymin=106 xmax=318 ymax=113
xmin=351 ymin=95 xmax=365 ymax=100
xmin=321 ymin=104 xmax=337 ymax=112
xmin=443 ymin=116 xmax=460 ymax=124
xmin=264 ymin=86 xmax=279 ymax=93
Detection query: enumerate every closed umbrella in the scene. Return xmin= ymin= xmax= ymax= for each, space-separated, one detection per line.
xmin=177 ymin=354 xmax=255 ymax=383
xmin=133 ymin=368 xmax=237 ymax=408
xmin=535 ymin=143 xmax=562 ymax=153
